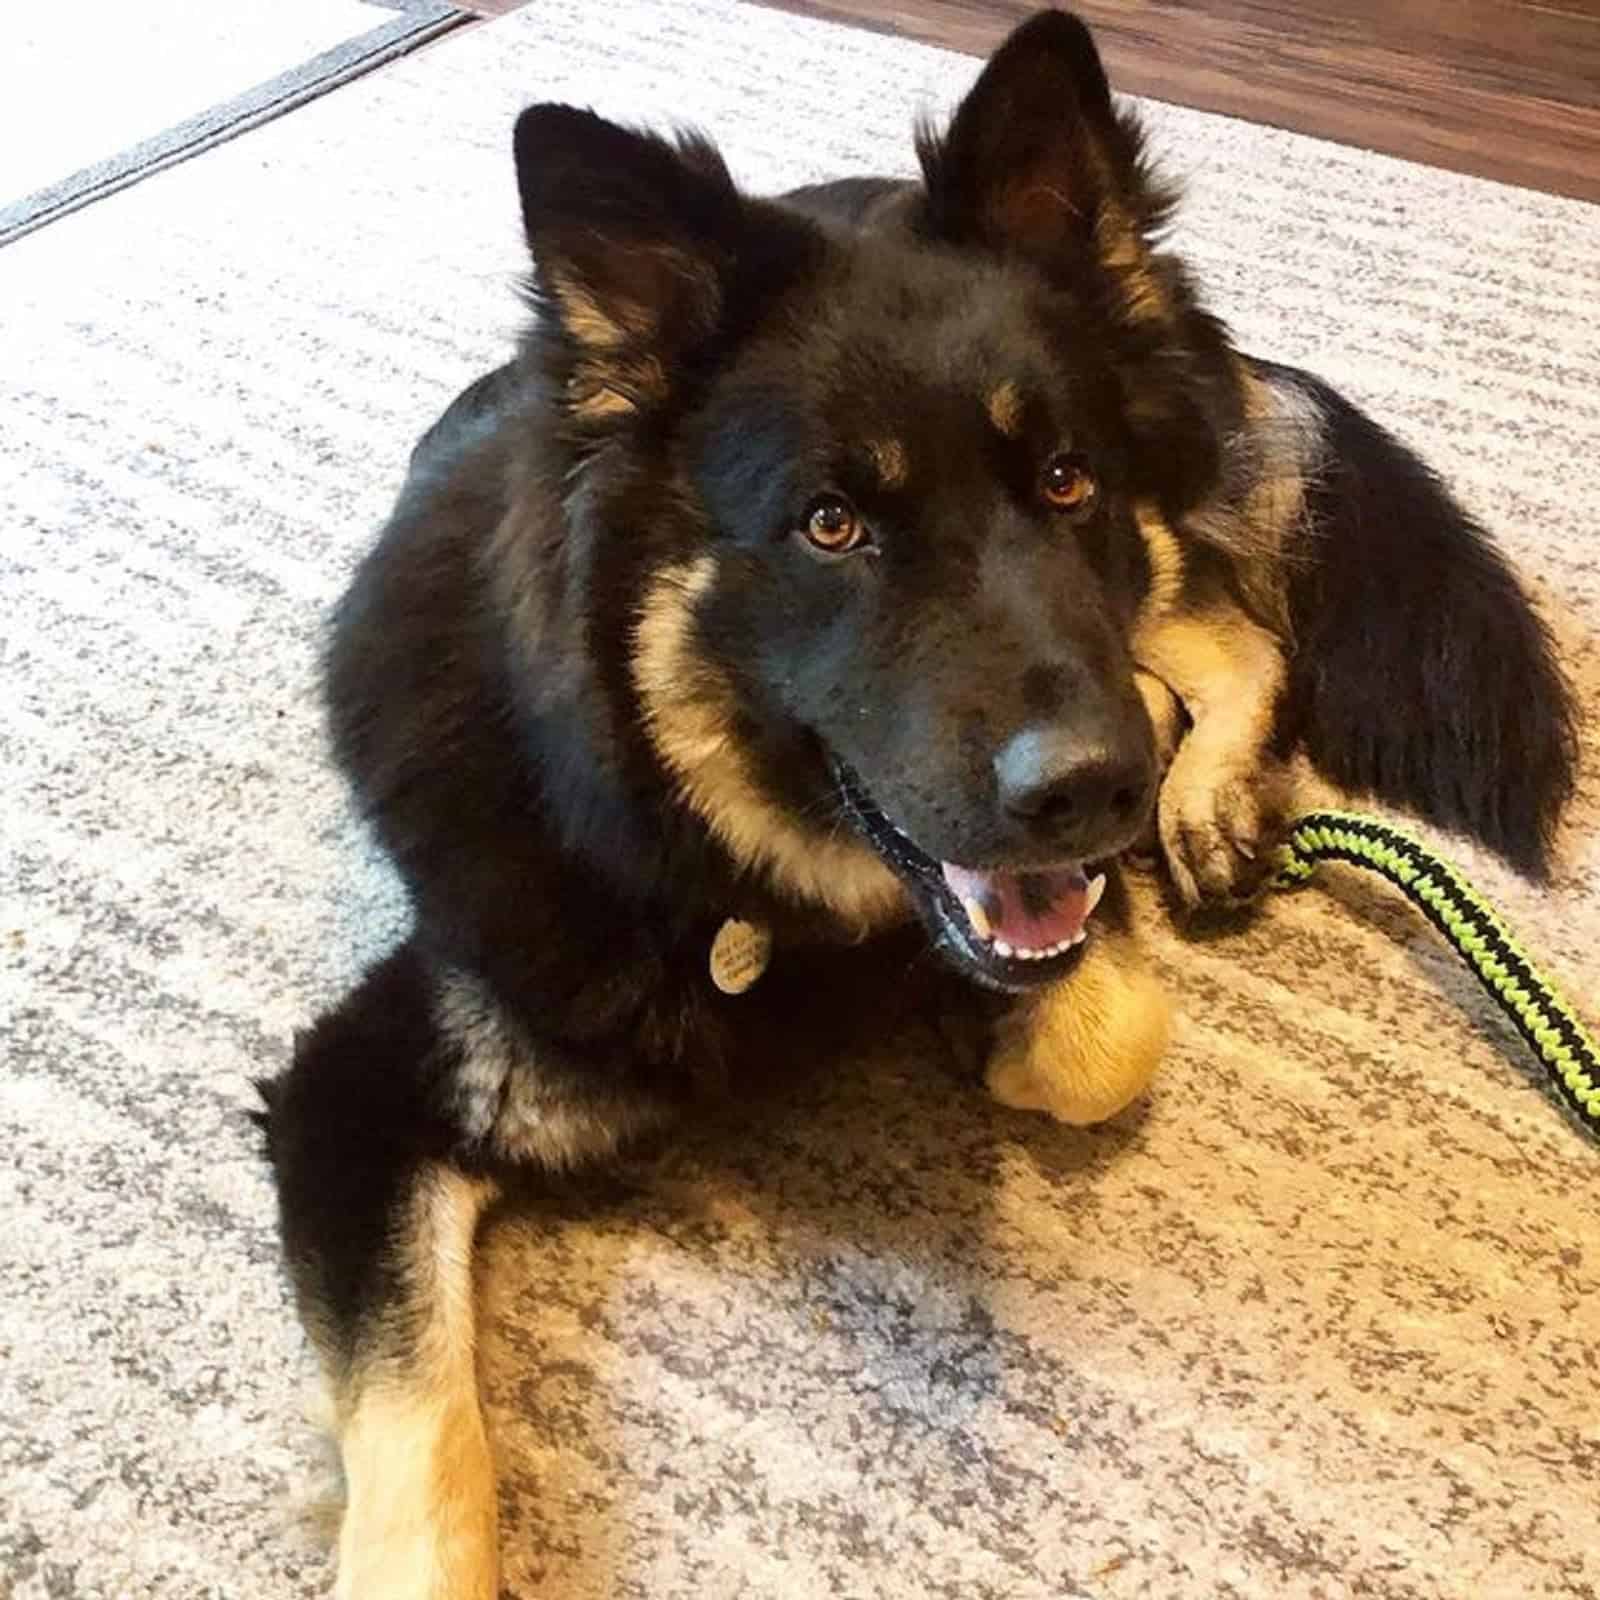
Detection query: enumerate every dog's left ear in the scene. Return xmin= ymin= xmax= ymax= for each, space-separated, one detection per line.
xmin=924 ymin=12 xmax=1240 ymax=514
xmin=515 ymin=105 xmax=814 ymax=426
xmin=918 ymin=11 xmax=1170 ymax=284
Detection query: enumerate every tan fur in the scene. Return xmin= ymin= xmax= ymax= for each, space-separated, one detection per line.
xmin=567 ymin=377 xmax=638 ymax=421
xmin=986 ymin=381 xmax=1024 ymax=438
xmin=632 ymin=556 xmax=908 ymax=933
xmin=1135 ymin=609 xmax=1288 ymax=906
xmin=332 ymin=1169 xmax=500 ymax=1600
xmin=1132 ymin=430 xmax=1310 ymax=905
xmin=1134 ymin=502 xmax=1185 ymax=620
xmin=1136 ymin=613 xmax=1283 ymax=729
xmin=986 ymin=933 xmax=1171 ymax=1125
xmin=1095 ymin=207 xmax=1167 ymax=324
xmin=870 ymin=438 xmax=909 ymax=488
xmin=550 ymin=260 xmax=682 ymax=423
xmin=566 ymin=352 xmax=669 ymax=423
xmin=1134 ymin=667 xmax=1185 ymax=770
xmin=549 ymin=269 xmax=647 ymax=350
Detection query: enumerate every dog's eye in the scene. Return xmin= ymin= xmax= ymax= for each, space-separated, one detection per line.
xmin=801 ymin=493 xmax=866 ymax=554
xmin=1040 ymin=453 xmax=1098 ymax=518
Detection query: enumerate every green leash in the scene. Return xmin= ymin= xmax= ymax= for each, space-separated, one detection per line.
xmin=1272 ymin=810 xmax=1600 ymax=1143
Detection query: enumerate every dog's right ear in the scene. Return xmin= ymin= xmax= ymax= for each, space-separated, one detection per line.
xmin=514 ymin=105 xmax=811 ymax=425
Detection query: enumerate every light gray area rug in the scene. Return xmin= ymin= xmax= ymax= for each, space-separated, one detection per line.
xmin=0 ymin=0 xmax=463 ymax=247
xmin=2 ymin=2 xmax=1598 ymax=1596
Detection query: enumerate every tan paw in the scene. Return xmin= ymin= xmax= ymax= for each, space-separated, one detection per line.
xmin=986 ymin=934 xmax=1172 ymax=1125
xmin=1157 ymin=738 xmax=1287 ymax=909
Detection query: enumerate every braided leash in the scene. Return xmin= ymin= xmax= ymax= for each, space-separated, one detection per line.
xmin=1273 ymin=810 xmax=1600 ymax=1143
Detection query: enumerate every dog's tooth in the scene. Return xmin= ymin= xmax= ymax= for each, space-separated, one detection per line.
xmin=994 ymin=939 xmax=1014 ymax=959
xmin=962 ymin=896 xmax=993 ymax=941
xmin=1069 ymin=928 xmax=1088 ymax=947
xmin=1085 ymin=873 xmax=1107 ymax=916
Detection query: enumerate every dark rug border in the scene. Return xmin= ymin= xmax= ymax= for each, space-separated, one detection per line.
xmin=0 ymin=4 xmax=469 ymax=249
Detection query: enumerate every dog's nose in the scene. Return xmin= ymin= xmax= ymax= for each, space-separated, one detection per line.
xmin=993 ymin=724 xmax=1155 ymax=845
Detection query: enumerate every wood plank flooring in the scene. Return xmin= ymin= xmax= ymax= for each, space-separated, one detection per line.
xmin=759 ymin=0 xmax=1600 ymax=203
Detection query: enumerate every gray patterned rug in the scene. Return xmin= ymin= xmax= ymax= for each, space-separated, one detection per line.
xmin=2 ymin=3 xmax=1597 ymax=1596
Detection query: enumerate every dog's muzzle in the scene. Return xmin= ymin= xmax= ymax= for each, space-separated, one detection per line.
xmin=831 ymin=759 xmax=1108 ymax=994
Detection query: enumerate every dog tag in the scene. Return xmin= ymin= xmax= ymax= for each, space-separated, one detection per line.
xmin=709 ymin=918 xmax=772 ymax=995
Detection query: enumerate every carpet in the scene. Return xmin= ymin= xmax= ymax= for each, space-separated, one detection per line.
xmin=2 ymin=2 xmax=1597 ymax=1596
xmin=0 ymin=0 xmax=463 ymax=247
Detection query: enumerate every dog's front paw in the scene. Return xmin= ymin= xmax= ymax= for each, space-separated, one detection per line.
xmin=986 ymin=934 xmax=1171 ymax=1125
xmin=1157 ymin=738 xmax=1288 ymax=909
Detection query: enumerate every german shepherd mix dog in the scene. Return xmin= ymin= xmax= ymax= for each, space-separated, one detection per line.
xmin=258 ymin=10 xmax=1575 ymax=1595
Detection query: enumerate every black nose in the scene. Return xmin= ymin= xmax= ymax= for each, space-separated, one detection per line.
xmin=993 ymin=724 xmax=1155 ymax=846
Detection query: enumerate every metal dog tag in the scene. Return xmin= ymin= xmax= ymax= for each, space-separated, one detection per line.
xmin=709 ymin=918 xmax=772 ymax=995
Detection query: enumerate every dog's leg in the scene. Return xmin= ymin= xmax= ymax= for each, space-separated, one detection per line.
xmin=260 ymin=945 xmax=501 ymax=1600
xmin=1135 ymin=667 xmax=1187 ymax=771
xmin=1136 ymin=610 xmax=1290 ymax=908
xmin=986 ymin=888 xmax=1172 ymax=1126
xmin=330 ymin=1167 xmax=500 ymax=1600
xmin=1127 ymin=668 xmax=1188 ymax=865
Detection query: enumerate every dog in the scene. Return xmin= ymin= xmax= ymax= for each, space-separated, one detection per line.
xmin=256 ymin=11 xmax=1576 ymax=1595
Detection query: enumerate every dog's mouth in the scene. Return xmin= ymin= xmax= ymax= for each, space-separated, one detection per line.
xmin=832 ymin=760 xmax=1102 ymax=993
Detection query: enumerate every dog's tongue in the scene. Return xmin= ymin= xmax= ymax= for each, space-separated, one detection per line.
xmin=940 ymin=861 xmax=1098 ymax=952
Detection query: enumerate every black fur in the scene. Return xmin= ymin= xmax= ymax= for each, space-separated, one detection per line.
xmin=259 ymin=0 xmax=1580 ymax=1337
xmin=260 ymin=5 xmax=1236 ymax=1370
xmin=914 ymin=10 xmax=1239 ymax=518
xmin=1273 ymin=365 xmax=1577 ymax=876
xmin=255 ymin=12 xmax=1577 ymax=1582
xmin=257 ymin=944 xmax=463 ymax=1376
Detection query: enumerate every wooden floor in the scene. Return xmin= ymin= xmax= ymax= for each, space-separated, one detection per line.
xmin=741 ymin=0 xmax=1600 ymax=204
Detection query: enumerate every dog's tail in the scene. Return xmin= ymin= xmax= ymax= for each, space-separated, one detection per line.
xmin=1275 ymin=368 xmax=1578 ymax=878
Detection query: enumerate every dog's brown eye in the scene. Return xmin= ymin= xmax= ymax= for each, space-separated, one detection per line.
xmin=1040 ymin=453 xmax=1097 ymax=517
xmin=802 ymin=493 xmax=865 ymax=554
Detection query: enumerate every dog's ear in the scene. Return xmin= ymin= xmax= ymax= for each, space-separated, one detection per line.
xmin=923 ymin=13 xmax=1240 ymax=514
xmin=514 ymin=105 xmax=812 ymax=425
xmin=918 ymin=11 xmax=1171 ymax=280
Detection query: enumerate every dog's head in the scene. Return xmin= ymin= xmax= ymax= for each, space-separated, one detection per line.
xmin=513 ymin=11 xmax=1242 ymax=991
